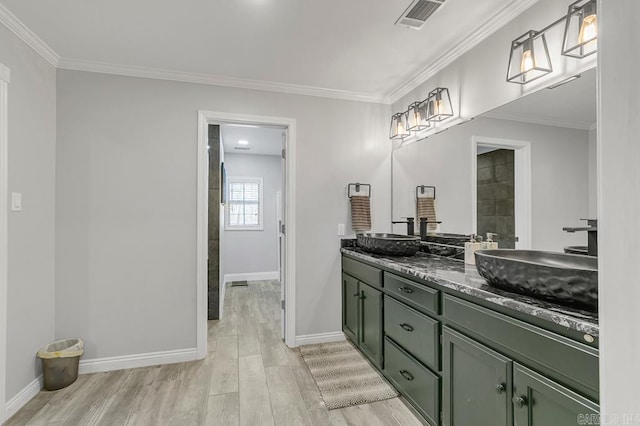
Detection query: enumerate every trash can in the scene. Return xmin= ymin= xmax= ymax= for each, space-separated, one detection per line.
xmin=36 ymin=338 xmax=84 ymax=391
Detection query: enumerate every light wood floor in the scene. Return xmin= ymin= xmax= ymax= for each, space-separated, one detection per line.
xmin=6 ymin=280 xmax=423 ymax=426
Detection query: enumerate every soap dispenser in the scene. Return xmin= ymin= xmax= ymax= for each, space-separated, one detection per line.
xmin=482 ymin=233 xmax=499 ymax=250
xmin=465 ymin=235 xmax=483 ymax=265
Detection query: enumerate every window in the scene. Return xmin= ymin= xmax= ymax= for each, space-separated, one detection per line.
xmin=225 ymin=177 xmax=263 ymax=230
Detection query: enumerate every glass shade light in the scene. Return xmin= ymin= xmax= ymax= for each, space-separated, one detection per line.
xmin=425 ymin=88 xmax=453 ymax=122
xmin=407 ymin=101 xmax=430 ymax=132
xmin=507 ymin=30 xmax=552 ymax=84
xmin=389 ymin=111 xmax=410 ymax=140
xmin=562 ymin=0 xmax=597 ymax=58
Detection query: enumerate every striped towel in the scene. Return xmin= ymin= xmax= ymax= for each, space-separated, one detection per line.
xmin=417 ymin=198 xmax=437 ymax=231
xmin=350 ymin=196 xmax=371 ymax=232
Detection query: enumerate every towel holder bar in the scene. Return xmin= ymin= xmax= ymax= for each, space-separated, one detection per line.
xmin=348 ymin=183 xmax=371 ymax=198
xmin=416 ymin=185 xmax=436 ymax=199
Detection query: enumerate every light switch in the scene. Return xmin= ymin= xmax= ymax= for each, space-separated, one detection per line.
xmin=337 ymin=223 xmax=345 ymax=236
xmin=11 ymin=192 xmax=22 ymax=211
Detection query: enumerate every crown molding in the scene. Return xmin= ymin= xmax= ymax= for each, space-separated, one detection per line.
xmin=483 ymin=111 xmax=593 ymax=130
xmin=0 ymin=3 xmax=60 ymax=67
xmin=387 ymin=0 xmax=539 ymax=104
xmin=58 ymin=58 xmax=391 ymax=104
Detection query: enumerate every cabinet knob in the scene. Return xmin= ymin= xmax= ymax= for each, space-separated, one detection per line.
xmin=399 ymin=323 xmax=414 ymax=332
xmin=495 ymin=383 xmax=506 ymax=394
xmin=399 ymin=370 xmax=414 ymax=381
xmin=398 ymin=287 xmax=414 ymax=294
xmin=512 ymin=396 xmax=527 ymax=408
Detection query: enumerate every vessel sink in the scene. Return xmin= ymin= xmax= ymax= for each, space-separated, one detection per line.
xmin=357 ymin=233 xmax=421 ymax=257
xmin=475 ymin=249 xmax=598 ymax=311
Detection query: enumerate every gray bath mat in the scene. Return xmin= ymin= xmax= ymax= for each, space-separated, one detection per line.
xmin=299 ymin=340 xmax=398 ymax=410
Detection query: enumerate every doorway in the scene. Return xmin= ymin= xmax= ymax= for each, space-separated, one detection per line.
xmin=471 ymin=137 xmax=532 ymax=250
xmin=197 ymin=111 xmax=296 ymax=359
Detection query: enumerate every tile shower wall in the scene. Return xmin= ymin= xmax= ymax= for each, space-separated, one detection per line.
xmin=477 ymin=149 xmax=515 ymax=249
xmin=208 ymin=125 xmax=221 ymax=319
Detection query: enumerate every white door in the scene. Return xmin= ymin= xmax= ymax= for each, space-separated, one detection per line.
xmin=279 ymin=130 xmax=287 ymax=339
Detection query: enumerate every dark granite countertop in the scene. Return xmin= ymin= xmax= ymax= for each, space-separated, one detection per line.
xmin=341 ymin=247 xmax=599 ymax=337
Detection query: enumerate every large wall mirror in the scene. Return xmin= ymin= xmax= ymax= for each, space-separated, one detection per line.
xmin=392 ymin=67 xmax=597 ymax=254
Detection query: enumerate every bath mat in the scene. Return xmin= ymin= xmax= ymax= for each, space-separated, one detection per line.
xmin=299 ymin=340 xmax=398 ymax=410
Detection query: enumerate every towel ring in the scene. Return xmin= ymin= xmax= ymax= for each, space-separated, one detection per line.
xmin=416 ymin=185 xmax=436 ymax=199
xmin=348 ymin=183 xmax=371 ymax=198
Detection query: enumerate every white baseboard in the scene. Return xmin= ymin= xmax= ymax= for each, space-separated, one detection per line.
xmin=224 ymin=271 xmax=279 ymax=284
xmin=78 ymin=348 xmax=198 ymax=374
xmin=295 ymin=332 xmax=345 ymax=347
xmin=4 ymin=375 xmax=43 ymax=422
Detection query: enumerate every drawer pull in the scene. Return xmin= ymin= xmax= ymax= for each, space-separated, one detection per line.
xmin=495 ymin=383 xmax=506 ymax=394
xmin=398 ymin=287 xmax=414 ymax=294
xmin=512 ymin=396 xmax=527 ymax=408
xmin=399 ymin=323 xmax=414 ymax=332
xmin=399 ymin=370 xmax=414 ymax=381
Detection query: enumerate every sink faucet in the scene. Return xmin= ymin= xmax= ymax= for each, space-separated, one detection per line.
xmin=419 ymin=218 xmax=442 ymax=240
xmin=563 ymin=219 xmax=598 ymax=256
xmin=392 ymin=217 xmax=415 ymax=236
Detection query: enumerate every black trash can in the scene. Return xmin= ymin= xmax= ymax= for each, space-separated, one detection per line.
xmin=36 ymin=338 xmax=84 ymax=391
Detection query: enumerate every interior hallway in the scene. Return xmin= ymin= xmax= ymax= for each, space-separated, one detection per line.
xmin=5 ymin=280 xmax=422 ymax=425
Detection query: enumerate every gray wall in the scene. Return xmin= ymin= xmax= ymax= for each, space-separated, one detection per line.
xmin=223 ymin=153 xmax=281 ymax=277
xmin=55 ymin=69 xmax=391 ymax=359
xmin=598 ymin=0 xmax=640 ymax=416
xmin=393 ymin=116 xmax=591 ymax=252
xmin=0 ymin=25 xmax=57 ymax=400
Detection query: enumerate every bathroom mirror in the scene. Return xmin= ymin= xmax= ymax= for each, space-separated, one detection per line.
xmin=392 ymin=67 xmax=597 ymax=253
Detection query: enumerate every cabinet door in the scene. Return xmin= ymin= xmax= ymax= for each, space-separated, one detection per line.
xmin=342 ymin=274 xmax=359 ymax=344
xmin=512 ymin=363 xmax=598 ymax=426
xmin=359 ymin=282 xmax=383 ymax=368
xmin=443 ymin=327 xmax=512 ymax=426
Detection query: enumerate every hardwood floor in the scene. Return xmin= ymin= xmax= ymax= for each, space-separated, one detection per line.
xmin=6 ymin=280 xmax=424 ymax=426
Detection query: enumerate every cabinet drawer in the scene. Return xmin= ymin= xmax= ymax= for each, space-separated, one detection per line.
xmin=384 ymin=337 xmax=440 ymax=426
xmin=385 ymin=296 xmax=439 ymax=371
xmin=384 ymin=272 xmax=439 ymax=315
xmin=342 ymin=256 xmax=382 ymax=289
xmin=443 ymin=294 xmax=599 ymax=401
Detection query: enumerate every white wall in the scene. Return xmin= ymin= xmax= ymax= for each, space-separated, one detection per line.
xmin=55 ymin=69 xmax=391 ymax=359
xmin=598 ymin=0 xmax=640 ymax=417
xmin=0 ymin=25 xmax=57 ymax=401
xmin=223 ymin=153 xmax=281 ymax=276
xmin=393 ymin=117 xmax=590 ymax=252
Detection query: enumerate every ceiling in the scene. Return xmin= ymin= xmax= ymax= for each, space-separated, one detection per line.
xmin=0 ymin=0 xmax=534 ymax=102
xmin=221 ymin=125 xmax=284 ymax=156
xmin=485 ymin=68 xmax=597 ymax=130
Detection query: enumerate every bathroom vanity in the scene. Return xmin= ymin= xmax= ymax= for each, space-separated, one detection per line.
xmin=341 ymin=248 xmax=599 ymax=426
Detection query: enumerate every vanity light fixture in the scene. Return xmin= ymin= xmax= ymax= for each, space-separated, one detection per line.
xmin=507 ymin=31 xmax=552 ymax=84
xmin=407 ymin=101 xmax=430 ymax=132
xmin=506 ymin=0 xmax=597 ymax=84
xmin=390 ymin=111 xmax=410 ymax=140
xmin=426 ymin=88 xmax=454 ymax=121
xmin=562 ymin=0 xmax=598 ymax=58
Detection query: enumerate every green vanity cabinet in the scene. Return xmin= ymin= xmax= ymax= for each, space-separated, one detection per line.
xmin=341 ymin=273 xmax=359 ymax=343
xmin=341 ymin=254 xmax=600 ymax=425
xmin=341 ymin=269 xmax=383 ymax=368
xmin=359 ymin=282 xmax=383 ymax=367
xmin=512 ymin=364 xmax=598 ymax=426
xmin=442 ymin=327 xmax=512 ymax=426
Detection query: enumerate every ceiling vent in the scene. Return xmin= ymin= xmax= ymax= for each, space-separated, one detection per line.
xmin=234 ymin=147 xmax=251 ymax=151
xmin=395 ymin=0 xmax=446 ymax=30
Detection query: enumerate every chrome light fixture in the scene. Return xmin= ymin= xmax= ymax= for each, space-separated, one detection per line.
xmin=562 ymin=0 xmax=597 ymax=58
xmin=407 ymin=101 xmax=430 ymax=132
xmin=426 ymin=88 xmax=454 ymax=121
xmin=390 ymin=111 xmax=410 ymax=140
xmin=507 ymin=30 xmax=552 ymax=84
